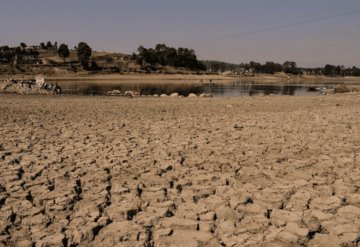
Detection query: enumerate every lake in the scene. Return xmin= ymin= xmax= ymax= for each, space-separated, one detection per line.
xmin=59 ymin=80 xmax=337 ymax=97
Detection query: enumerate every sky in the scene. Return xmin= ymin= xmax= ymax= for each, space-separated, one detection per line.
xmin=1 ymin=0 xmax=360 ymax=67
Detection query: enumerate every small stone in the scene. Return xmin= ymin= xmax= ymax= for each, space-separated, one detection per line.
xmin=199 ymin=93 xmax=213 ymax=98
xmin=169 ymin=93 xmax=179 ymax=97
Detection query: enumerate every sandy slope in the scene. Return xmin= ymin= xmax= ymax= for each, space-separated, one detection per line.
xmin=0 ymin=95 xmax=359 ymax=246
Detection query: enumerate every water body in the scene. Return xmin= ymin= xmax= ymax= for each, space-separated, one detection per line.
xmin=202 ymin=82 xmax=336 ymax=97
xmin=59 ymin=81 xmax=337 ymax=97
xmin=60 ymin=81 xmax=203 ymax=96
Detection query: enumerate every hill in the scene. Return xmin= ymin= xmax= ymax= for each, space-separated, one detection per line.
xmin=0 ymin=43 xmax=208 ymax=77
xmin=1 ymin=42 xmax=360 ymax=79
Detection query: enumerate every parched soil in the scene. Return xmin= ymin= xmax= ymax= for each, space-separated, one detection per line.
xmin=0 ymin=95 xmax=359 ymax=247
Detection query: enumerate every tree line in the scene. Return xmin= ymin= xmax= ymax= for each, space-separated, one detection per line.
xmin=0 ymin=42 xmax=206 ymax=71
xmin=203 ymin=60 xmax=300 ymax=74
xmin=0 ymin=45 xmax=39 ymax=64
xmin=0 ymin=41 xmax=95 ymax=70
xmin=132 ymin=44 xmax=206 ymax=70
xmin=1 ymin=41 xmax=360 ymax=75
xmin=203 ymin=60 xmax=360 ymax=76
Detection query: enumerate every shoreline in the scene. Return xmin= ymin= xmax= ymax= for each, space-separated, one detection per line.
xmin=1 ymin=73 xmax=360 ymax=84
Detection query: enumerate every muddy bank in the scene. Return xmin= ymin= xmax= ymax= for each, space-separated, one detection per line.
xmin=0 ymin=95 xmax=359 ymax=246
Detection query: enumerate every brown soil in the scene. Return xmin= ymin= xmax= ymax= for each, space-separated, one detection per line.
xmin=0 ymin=95 xmax=359 ymax=246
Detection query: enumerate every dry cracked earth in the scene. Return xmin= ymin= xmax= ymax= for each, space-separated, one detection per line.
xmin=0 ymin=94 xmax=360 ymax=247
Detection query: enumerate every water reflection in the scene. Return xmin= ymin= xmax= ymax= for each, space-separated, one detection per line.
xmin=60 ymin=80 xmax=336 ymax=97
xmin=203 ymin=83 xmax=310 ymax=96
xmin=61 ymin=81 xmax=203 ymax=96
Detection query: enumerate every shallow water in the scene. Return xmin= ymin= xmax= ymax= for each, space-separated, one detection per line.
xmin=60 ymin=81 xmax=203 ymax=96
xmin=202 ymin=82 xmax=336 ymax=97
xmin=59 ymin=80 xmax=337 ymax=97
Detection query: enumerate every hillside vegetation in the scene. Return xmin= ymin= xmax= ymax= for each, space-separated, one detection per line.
xmin=1 ymin=41 xmax=360 ymax=77
xmin=0 ymin=42 xmax=207 ymax=76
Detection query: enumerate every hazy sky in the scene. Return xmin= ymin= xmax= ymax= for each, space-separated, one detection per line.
xmin=1 ymin=0 xmax=360 ymax=67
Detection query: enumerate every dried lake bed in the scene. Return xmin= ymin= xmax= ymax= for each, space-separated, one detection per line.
xmin=0 ymin=94 xmax=360 ymax=246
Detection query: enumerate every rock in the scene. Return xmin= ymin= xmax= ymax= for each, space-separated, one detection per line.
xmin=160 ymin=94 xmax=168 ymax=97
xmin=124 ymin=91 xmax=139 ymax=97
xmin=188 ymin=93 xmax=197 ymax=98
xmin=199 ymin=93 xmax=213 ymax=98
xmin=107 ymin=90 xmax=122 ymax=96
xmin=169 ymin=93 xmax=179 ymax=97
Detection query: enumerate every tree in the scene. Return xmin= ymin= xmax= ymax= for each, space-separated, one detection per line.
xmin=40 ymin=42 xmax=46 ymax=49
xmin=15 ymin=47 xmax=22 ymax=55
xmin=283 ymin=61 xmax=298 ymax=75
xmin=249 ymin=61 xmax=262 ymax=73
xmin=46 ymin=41 xmax=53 ymax=49
xmin=89 ymin=60 xmax=100 ymax=71
xmin=352 ymin=66 xmax=360 ymax=76
xmin=135 ymin=44 xmax=205 ymax=70
xmin=164 ymin=47 xmax=177 ymax=67
xmin=76 ymin=42 xmax=92 ymax=68
xmin=57 ymin=43 xmax=70 ymax=63
xmin=324 ymin=64 xmax=336 ymax=76
xmin=20 ymin=43 xmax=27 ymax=49
xmin=262 ymin=61 xmax=282 ymax=74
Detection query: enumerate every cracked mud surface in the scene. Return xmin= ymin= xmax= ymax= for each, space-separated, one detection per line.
xmin=0 ymin=94 xmax=360 ymax=247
